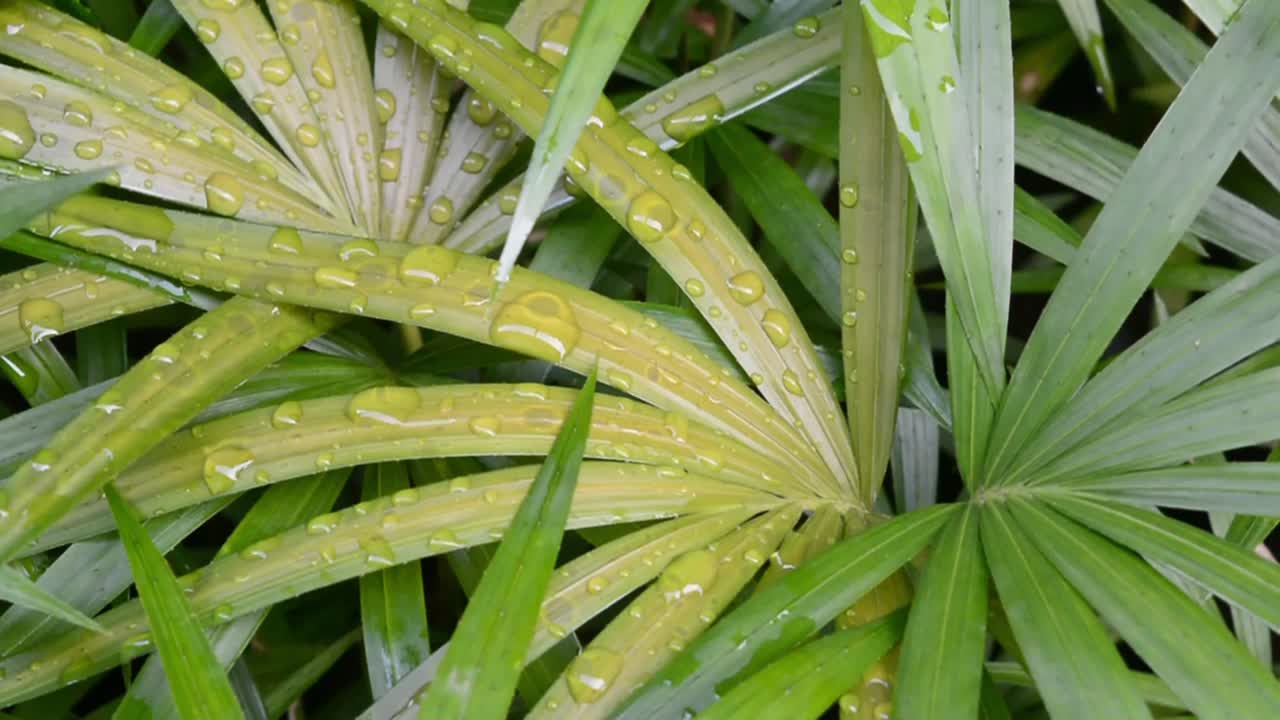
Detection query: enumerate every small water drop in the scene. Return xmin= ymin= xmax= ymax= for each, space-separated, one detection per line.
xmin=761 ymin=309 xmax=791 ymax=348
xmin=346 ymin=386 xmax=422 ymax=425
xmin=311 ymin=50 xmax=336 ymax=89
xmin=260 ymin=57 xmax=294 ymax=86
xmin=149 ymin=84 xmax=192 ymax=113
xmin=398 ymin=245 xmax=458 ymax=286
xmin=726 ymin=271 xmax=764 ymax=305
xmin=374 ymin=88 xmax=397 ymax=123
xmin=271 ymin=400 xmax=303 ymax=429
xmin=566 ymin=648 xmax=623 ymax=704
xmin=625 ymin=190 xmax=676 ymax=243
xmin=202 ymin=446 xmax=255 ymax=494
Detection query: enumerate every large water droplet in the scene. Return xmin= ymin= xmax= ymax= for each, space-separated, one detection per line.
xmin=398 ymin=245 xmax=458 ymax=286
xmin=203 ymin=446 xmax=255 ymax=494
xmin=0 ymin=101 xmax=34 ymax=160
xmin=565 ymin=648 xmax=623 ymax=704
xmin=490 ymin=291 xmax=581 ymax=362
xmin=657 ymin=549 xmax=717 ymax=601
xmin=195 ymin=18 xmax=221 ymax=43
xmin=296 ymin=123 xmax=321 ymax=147
xmin=269 ymin=226 xmax=303 ymax=255
xmin=374 ymin=89 xmax=397 ymax=123
xmin=379 ymin=148 xmax=402 ymax=181
xmin=73 ymin=139 xmax=102 ymax=160
xmin=204 ymin=172 xmax=244 ymax=217
xmin=346 ymin=386 xmax=422 ymax=425
xmin=660 ymin=94 xmax=725 ymax=144
xmin=781 ymin=369 xmax=804 ymax=396
xmin=761 ymin=309 xmax=791 ymax=347
xmin=62 ymin=100 xmax=93 ymax=128
xmin=862 ymin=0 xmax=913 ymax=58
xmin=149 ymin=84 xmax=192 ymax=114
xmin=537 ymin=12 xmax=578 ymax=65
xmin=260 ymin=57 xmax=294 ymax=86
xmin=726 ymin=271 xmax=764 ymax=305
xmin=793 ymin=15 xmax=820 ymax=38
xmin=271 ymin=400 xmax=303 ymax=429
xmin=311 ymin=50 xmax=336 ymax=89
xmin=18 ymin=298 xmax=64 ymax=343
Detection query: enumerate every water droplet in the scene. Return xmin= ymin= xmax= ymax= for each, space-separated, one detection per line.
xmin=626 ymin=190 xmax=677 ymax=242
xmin=311 ymin=50 xmax=336 ymax=89
xmin=374 ymin=89 xmax=397 ymax=123
xmin=698 ymin=64 xmax=718 ymax=78
xmin=761 ymin=309 xmax=791 ymax=347
xmin=842 ymin=248 xmax=859 ymax=264
xmin=0 ymin=101 xmax=34 ymax=160
xmin=360 ymin=535 xmax=395 ymax=567
xmin=793 ymin=15 xmax=820 ymax=38
xmin=537 ymin=12 xmax=578 ymax=64
xmin=660 ymin=94 xmax=725 ymax=144
xmin=855 ymin=289 xmax=868 ymax=302
xmin=863 ymin=0 xmax=913 ymax=57
xmin=428 ymin=197 xmax=454 ymax=224
xmin=150 ymin=84 xmax=192 ymax=113
xmin=842 ymin=310 xmax=858 ymax=327
xmin=926 ymin=6 xmax=950 ymax=31
xmin=658 ymin=550 xmax=716 ymax=603
xmin=269 ymin=226 xmax=303 ymax=255
xmin=781 ymin=369 xmax=804 ymax=395
xmin=466 ymin=97 xmax=497 ymax=125
xmin=449 ymin=152 xmax=487 ymax=177
xmin=409 ymin=303 xmax=436 ymax=320
xmin=346 ymin=386 xmax=422 ymax=425
xmin=195 ymin=18 xmax=221 ymax=43
xmin=428 ymin=529 xmax=463 ymax=550
xmin=204 ymin=172 xmax=244 ymax=217
xmin=271 ymin=400 xmax=302 ymax=429
xmin=490 ymin=291 xmax=581 ymax=362
xmin=839 ymin=183 xmax=859 ymax=208
xmin=200 ymin=0 xmax=243 ymax=9
xmin=566 ymin=648 xmax=623 ymax=704
xmin=18 ymin=298 xmax=64 ymax=342
xmin=743 ymin=548 xmax=765 ymax=565
xmin=203 ymin=446 xmax=254 ymax=494
xmin=469 ymin=416 xmax=500 ymax=437
xmin=684 ymin=279 xmax=705 ymax=297
xmin=296 ymin=123 xmax=321 ymax=147
xmin=62 ymin=100 xmax=93 ymax=128
xmin=939 ymin=75 xmax=956 ymax=94
xmin=606 ymin=369 xmax=632 ymax=392
xmin=399 ymin=245 xmax=457 ymax=286
xmin=314 ymin=266 xmax=358 ymax=288
xmin=73 ymin=138 xmax=103 ymax=160
xmin=726 ymin=271 xmax=764 ymax=305
xmin=260 ymin=57 xmax=293 ymax=86
xmin=338 ymin=239 xmax=379 ymax=261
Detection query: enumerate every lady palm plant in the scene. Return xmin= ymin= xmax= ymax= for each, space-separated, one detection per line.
xmin=0 ymin=0 xmax=1277 ymax=718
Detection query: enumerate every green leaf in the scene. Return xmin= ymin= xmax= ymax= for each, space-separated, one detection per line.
xmin=839 ymin=1 xmax=916 ymax=497
xmin=103 ymin=485 xmax=242 ymax=720
xmin=985 ymin=0 xmax=1280 ymax=484
xmin=129 ymin=0 xmax=184 ymax=56
xmin=984 ymin=661 xmax=1187 ymax=712
xmin=696 ymin=615 xmax=903 ymax=720
xmin=1011 ymin=498 xmax=1280 ymax=719
xmin=1012 ymin=186 xmax=1079 ymax=264
xmin=1063 ymin=463 xmax=1280 ymax=516
xmin=3 ymin=340 xmax=80 ymax=406
xmin=706 ymin=123 xmax=840 ymax=324
xmin=528 ymin=204 xmax=622 ymax=289
xmin=1049 ymin=495 xmax=1280 ymax=631
xmin=1104 ymin=0 xmax=1280 ymax=190
xmin=0 ymin=297 xmax=334 ymax=564
xmin=891 ymin=408 xmax=939 ymax=512
xmin=417 ymin=368 xmax=598 ymax=719
xmin=861 ymin=0 xmax=1007 ymax=398
xmin=117 ymin=470 xmax=351 ymax=720
xmin=1053 ymin=0 xmax=1115 ymax=108
xmin=615 ymin=504 xmax=956 ymax=718
xmin=0 ymin=565 xmax=102 ymax=635
xmin=1007 ymin=253 xmax=1280 ymax=483
xmin=1033 ymin=367 xmax=1280 ymax=484
xmin=978 ymin=502 xmax=1151 ymax=720
xmin=261 ymin=629 xmax=361 ymax=719
xmin=894 ymin=506 xmax=986 ymax=720
xmin=1013 ymin=104 xmax=1280 ymax=263
xmin=75 ymin=320 xmax=128 ymax=386
xmin=498 ymin=0 xmax=648 ymax=281
xmin=0 ymin=501 xmax=226 ymax=656
xmin=359 ymin=463 xmax=430 ymax=699
xmin=0 ymin=170 xmax=110 ymax=243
